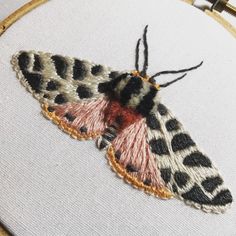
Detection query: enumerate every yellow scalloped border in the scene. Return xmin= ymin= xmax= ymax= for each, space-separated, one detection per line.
xmin=107 ymin=146 xmax=173 ymax=199
xmin=41 ymin=104 xmax=101 ymax=140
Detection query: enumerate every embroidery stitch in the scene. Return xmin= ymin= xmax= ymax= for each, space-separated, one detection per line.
xmin=11 ymin=26 xmax=233 ymax=213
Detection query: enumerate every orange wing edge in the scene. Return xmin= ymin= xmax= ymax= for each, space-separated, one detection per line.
xmin=107 ymin=146 xmax=173 ymax=199
xmin=41 ymin=103 xmax=102 ymax=140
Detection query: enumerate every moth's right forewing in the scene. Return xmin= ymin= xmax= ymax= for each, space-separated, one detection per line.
xmin=146 ymin=103 xmax=233 ymax=213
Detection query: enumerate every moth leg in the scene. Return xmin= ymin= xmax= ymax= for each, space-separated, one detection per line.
xmin=97 ymin=124 xmax=118 ymax=150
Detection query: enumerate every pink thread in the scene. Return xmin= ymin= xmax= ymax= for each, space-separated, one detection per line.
xmin=112 ymin=119 xmax=165 ymax=188
xmin=52 ymin=98 xmax=110 ymax=133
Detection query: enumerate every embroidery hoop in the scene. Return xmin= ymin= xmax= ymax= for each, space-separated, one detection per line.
xmin=0 ymin=0 xmax=236 ymax=38
xmin=0 ymin=1 xmax=235 ymax=235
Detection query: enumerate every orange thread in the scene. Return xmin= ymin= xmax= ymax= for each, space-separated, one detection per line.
xmin=107 ymin=146 xmax=173 ymax=199
xmin=42 ymin=104 xmax=101 ymax=140
xmin=131 ymin=71 xmax=160 ymax=90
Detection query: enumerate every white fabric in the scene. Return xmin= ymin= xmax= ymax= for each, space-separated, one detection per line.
xmin=0 ymin=0 xmax=236 ymax=235
xmin=0 ymin=0 xmax=29 ymax=21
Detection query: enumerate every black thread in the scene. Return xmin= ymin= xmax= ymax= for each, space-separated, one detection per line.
xmin=119 ymin=76 xmax=143 ymax=106
xmin=160 ymin=168 xmax=172 ymax=184
xmin=202 ymin=176 xmax=223 ymax=193
xmin=183 ymin=152 xmax=212 ymax=168
xmin=159 ymin=73 xmax=187 ymax=88
xmin=171 ymin=133 xmax=195 ymax=152
xmin=150 ymin=61 xmax=203 ymax=79
xmin=51 ymin=55 xmax=68 ymax=79
xmin=174 ymin=171 xmax=190 ymax=188
xmin=33 ymin=54 xmax=43 ymax=72
xmin=76 ymin=85 xmax=93 ymax=99
xmin=135 ymin=38 xmax=141 ymax=71
xmin=136 ymin=86 xmax=157 ymax=116
xmin=54 ymin=94 xmax=67 ymax=104
xmin=141 ymin=25 xmax=149 ymax=77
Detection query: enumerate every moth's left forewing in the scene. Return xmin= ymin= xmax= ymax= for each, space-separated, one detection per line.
xmin=146 ymin=103 xmax=233 ymax=213
xmin=11 ymin=51 xmax=124 ymax=140
xmin=11 ymin=51 xmax=120 ymax=106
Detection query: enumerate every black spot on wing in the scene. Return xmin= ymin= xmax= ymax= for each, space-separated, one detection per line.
xmin=174 ymin=172 xmax=190 ymax=188
xmin=171 ymin=133 xmax=195 ymax=152
xmin=17 ymin=53 xmax=43 ymax=93
xmin=211 ymin=190 xmax=232 ymax=206
xmin=51 ymin=55 xmax=68 ymax=79
xmin=64 ymin=113 xmax=76 ymax=122
xmin=73 ymin=59 xmax=86 ymax=80
xmin=183 ymin=185 xmax=232 ymax=206
xmin=98 ymin=82 xmax=110 ymax=93
xmin=183 ymin=152 xmax=212 ymax=168
xmin=43 ymin=94 xmax=50 ymax=99
xmin=109 ymin=71 xmax=120 ymax=79
xmin=172 ymin=184 xmax=178 ymax=194
xmin=18 ymin=52 xmax=30 ymax=72
xmin=146 ymin=113 xmax=161 ymax=130
xmin=157 ymin=103 xmax=168 ymax=116
xmin=166 ymin=119 xmax=180 ymax=131
xmin=149 ymin=138 xmax=169 ymax=155
xmin=47 ymin=107 xmax=55 ymax=112
xmin=54 ymin=94 xmax=68 ymax=104
xmin=136 ymin=87 xmax=158 ymax=117
xmin=160 ymin=168 xmax=171 ymax=183
xmin=182 ymin=184 xmax=211 ymax=205
xmin=126 ymin=164 xmax=138 ymax=173
xmin=201 ymin=176 xmax=223 ymax=193
xmin=91 ymin=65 xmax=103 ymax=76
xmin=76 ymin=85 xmax=93 ymax=99
xmin=23 ymin=72 xmax=42 ymax=93
xmin=46 ymin=81 xmax=59 ymax=91
xmin=79 ymin=126 xmax=87 ymax=133
xmin=115 ymin=150 xmax=121 ymax=160
xmin=120 ymin=76 xmax=143 ymax=106
xmin=33 ymin=54 xmax=43 ymax=71
xmin=143 ymin=179 xmax=152 ymax=186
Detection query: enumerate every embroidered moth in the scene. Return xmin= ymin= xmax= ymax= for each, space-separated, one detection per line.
xmin=11 ymin=26 xmax=232 ymax=213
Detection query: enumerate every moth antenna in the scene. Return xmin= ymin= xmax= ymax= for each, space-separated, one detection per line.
xmin=150 ymin=61 xmax=203 ymax=79
xmin=159 ymin=73 xmax=187 ymax=88
xmin=135 ymin=38 xmax=141 ymax=72
xmin=140 ymin=25 xmax=149 ymax=77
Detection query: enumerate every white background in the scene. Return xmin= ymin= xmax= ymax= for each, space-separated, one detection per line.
xmin=0 ymin=0 xmax=236 ymax=235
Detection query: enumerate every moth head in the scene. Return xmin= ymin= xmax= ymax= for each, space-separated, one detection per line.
xmin=131 ymin=71 xmax=160 ymax=90
xmin=131 ymin=59 xmax=203 ymax=90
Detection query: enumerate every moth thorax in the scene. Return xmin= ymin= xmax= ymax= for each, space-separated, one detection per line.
xmin=113 ymin=74 xmax=160 ymax=112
